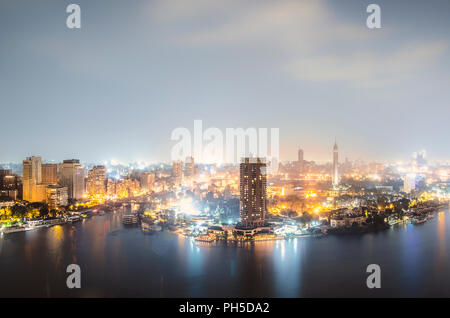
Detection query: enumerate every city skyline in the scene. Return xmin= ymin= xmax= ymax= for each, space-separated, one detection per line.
xmin=0 ymin=139 xmax=447 ymax=167
xmin=1 ymin=0 xmax=450 ymax=163
xmin=3 ymin=0 xmax=450 ymax=303
xmin=0 ymin=150 xmax=447 ymax=168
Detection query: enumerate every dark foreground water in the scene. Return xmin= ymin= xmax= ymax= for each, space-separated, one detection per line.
xmin=1 ymin=209 xmax=450 ymax=297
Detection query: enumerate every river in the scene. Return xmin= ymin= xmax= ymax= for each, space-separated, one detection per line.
xmin=1 ymin=209 xmax=449 ymax=297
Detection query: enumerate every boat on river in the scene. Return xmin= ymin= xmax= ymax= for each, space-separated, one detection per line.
xmin=67 ymin=215 xmax=81 ymax=223
xmin=123 ymin=214 xmax=138 ymax=225
xmin=413 ymin=216 xmax=427 ymax=224
xmin=1 ymin=225 xmax=31 ymax=234
xmin=26 ymin=220 xmax=47 ymax=229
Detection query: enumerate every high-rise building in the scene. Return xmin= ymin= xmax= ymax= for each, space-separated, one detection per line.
xmin=34 ymin=184 xmax=47 ymax=202
xmin=239 ymin=157 xmax=267 ymax=228
xmin=23 ymin=156 xmax=42 ymax=184
xmin=185 ymin=156 xmax=195 ymax=177
xmin=46 ymin=185 xmax=68 ymax=210
xmin=22 ymin=156 xmax=42 ymax=202
xmin=59 ymin=159 xmax=85 ymax=200
xmin=297 ymin=148 xmax=304 ymax=172
xmin=139 ymin=171 xmax=155 ymax=192
xmin=41 ymin=163 xmax=58 ymax=185
xmin=332 ymin=141 xmax=339 ymax=188
xmin=87 ymin=165 xmax=106 ymax=196
xmin=107 ymin=177 xmax=140 ymax=198
xmin=172 ymin=161 xmax=183 ymax=184
xmin=413 ymin=150 xmax=427 ymax=170
xmin=1 ymin=170 xmax=22 ymax=200
xmin=298 ymin=148 xmax=304 ymax=162
xmin=403 ymin=174 xmax=416 ymax=193
xmin=1 ymin=174 xmax=18 ymax=190
xmin=0 ymin=169 xmax=12 ymax=185
xmin=0 ymin=169 xmax=12 ymax=189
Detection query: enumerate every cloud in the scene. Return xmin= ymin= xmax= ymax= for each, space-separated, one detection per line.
xmin=152 ymin=0 xmax=366 ymax=50
xmin=149 ymin=0 xmax=241 ymax=22
xmin=287 ymin=41 xmax=448 ymax=87
xmin=149 ymin=0 xmax=448 ymax=87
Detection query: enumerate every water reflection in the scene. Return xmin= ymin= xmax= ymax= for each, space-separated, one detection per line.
xmin=0 ymin=209 xmax=449 ymax=297
xmin=436 ymin=211 xmax=446 ymax=273
xmin=272 ymin=239 xmax=302 ymax=297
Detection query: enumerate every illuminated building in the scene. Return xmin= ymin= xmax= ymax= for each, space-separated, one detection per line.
xmin=87 ymin=165 xmax=106 ymax=196
xmin=1 ymin=169 xmax=21 ymax=200
xmin=239 ymin=157 xmax=267 ymax=228
xmin=46 ymin=185 xmax=68 ymax=209
xmin=41 ymin=163 xmax=58 ymax=185
xmin=106 ymin=179 xmax=116 ymax=197
xmin=139 ymin=171 xmax=155 ymax=192
xmin=0 ymin=169 xmax=12 ymax=186
xmin=34 ymin=184 xmax=47 ymax=202
xmin=22 ymin=156 xmax=42 ymax=202
xmin=403 ymin=174 xmax=416 ymax=193
xmin=332 ymin=140 xmax=339 ymax=188
xmin=107 ymin=177 xmax=141 ymax=198
xmin=172 ymin=160 xmax=183 ymax=184
xmin=185 ymin=156 xmax=195 ymax=177
xmin=0 ymin=189 xmax=18 ymax=200
xmin=330 ymin=214 xmax=366 ymax=228
xmin=2 ymin=175 xmax=19 ymax=189
xmin=59 ymin=159 xmax=85 ymax=200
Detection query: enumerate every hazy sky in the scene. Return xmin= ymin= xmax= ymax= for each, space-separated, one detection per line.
xmin=1 ymin=0 xmax=449 ymax=164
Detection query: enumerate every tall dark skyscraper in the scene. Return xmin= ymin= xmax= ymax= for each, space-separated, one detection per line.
xmin=239 ymin=157 xmax=267 ymax=228
xmin=332 ymin=140 xmax=339 ymax=188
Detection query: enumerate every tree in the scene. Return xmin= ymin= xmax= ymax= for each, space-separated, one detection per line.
xmin=49 ymin=209 xmax=58 ymax=218
xmin=11 ymin=204 xmax=27 ymax=218
xmin=299 ymin=212 xmax=312 ymax=223
xmin=39 ymin=205 xmax=49 ymax=218
xmin=288 ymin=211 xmax=298 ymax=218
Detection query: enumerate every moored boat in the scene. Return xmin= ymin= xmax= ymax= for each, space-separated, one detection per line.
xmin=1 ymin=224 xmax=31 ymax=234
xmin=141 ymin=221 xmax=154 ymax=233
xmin=122 ymin=214 xmax=138 ymax=225
xmin=150 ymin=224 xmax=162 ymax=232
xmin=67 ymin=215 xmax=81 ymax=223
xmin=195 ymin=235 xmax=215 ymax=242
xmin=43 ymin=218 xmax=66 ymax=227
xmin=413 ymin=216 xmax=427 ymax=224
xmin=80 ymin=211 xmax=92 ymax=219
xmin=26 ymin=220 xmax=46 ymax=230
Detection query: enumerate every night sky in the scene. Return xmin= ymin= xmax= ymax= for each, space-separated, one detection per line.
xmin=0 ymin=0 xmax=449 ymax=164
